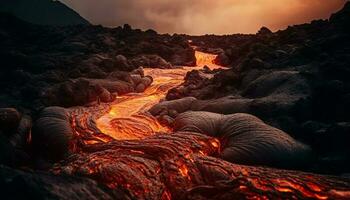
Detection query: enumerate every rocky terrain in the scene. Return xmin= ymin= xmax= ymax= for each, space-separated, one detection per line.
xmin=0 ymin=2 xmax=350 ymax=200
xmin=0 ymin=11 xmax=195 ymax=172
xmin=162 ymin=2 xmax=350 ymax=175
xmin=0 ymin=13 xmax=195 ymax=112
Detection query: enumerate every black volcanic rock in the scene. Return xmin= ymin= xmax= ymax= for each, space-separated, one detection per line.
xmin=166 ymin=3 xmax=350 ymax=174
xmin=0 ymin=12 xmax=195 ymax=110
xmin=0 ymin=0 xmax=89 ymax=26
xmin=129 ymin=54 xmax=173 ymax=69
xmin=174 ymin=111 xmax=311 ymax=169
xmin=0 ymin=109 xmax=31 ymax=167
xmin=32 ymin=107 xmax=73 ymax=162
xmin=0 ymin=165 xmax=131 ymax=200
xmin=0 ymin=108 xmax=21 ymax=133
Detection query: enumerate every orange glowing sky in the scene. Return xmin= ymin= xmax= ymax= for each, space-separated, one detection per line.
xmin=60 ymin=0 xmax=346 ymax=35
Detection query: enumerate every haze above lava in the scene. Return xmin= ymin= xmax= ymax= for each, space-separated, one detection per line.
xmin=60 ymin=0 xmax=346 ymax=35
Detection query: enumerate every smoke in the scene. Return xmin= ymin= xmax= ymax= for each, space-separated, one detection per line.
xmin=60 ymin=0 xmax=346 ymax=35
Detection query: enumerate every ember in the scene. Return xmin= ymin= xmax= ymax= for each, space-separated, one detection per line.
xmin=210 ymin=139 xmax=220 ymax=149
xmin=178 ymin=164 xmax=189 ymax=177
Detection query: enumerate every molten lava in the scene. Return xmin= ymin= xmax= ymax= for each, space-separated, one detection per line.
xmin=96 ymin=51 xmax=222 ymax=140
xmin=62 ymin=50 xmax=350 ymax=200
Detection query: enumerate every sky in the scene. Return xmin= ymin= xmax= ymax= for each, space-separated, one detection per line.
xmin=60 ymin=0 xmax=347 ymax=35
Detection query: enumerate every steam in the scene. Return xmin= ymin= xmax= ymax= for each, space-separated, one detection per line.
xmin=60 ymin=0 xmax=345 ymax=35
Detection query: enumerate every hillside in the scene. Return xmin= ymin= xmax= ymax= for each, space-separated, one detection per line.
xmin=0 ymin=0 xmax=89 ymax=26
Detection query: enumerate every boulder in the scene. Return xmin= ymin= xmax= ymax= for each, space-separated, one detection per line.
xmin=214 ymin=52 xmax=230 ymax=66
xmin=131 ymin=67 xmax=145 ymax=77
xmin=45 ymin=78 xmax=96 ymax=107
xmin=241 ymin=71 xmax=309 ymax=98
xmin=39 ymin=106 xmax=70 ymax=121
xmin=174 ymin=111 xmax=312 ymax=168
xmin=100 ymin=57 xmax=115 ymax=72
xmin=149 ymin=55 xmax=172 ymax=68
xmin=135 ymin=84 xmax=146 ymax=93
xmin=129 ymin=55 xmax=150 ymax=67
xmin=192 ymin=96 xmax=253 ymax=114
xmin=170 ymin=48 xmax=196 ymax=66
xmin=174 ymin=112 xmax=221 ymax=136
xmin=98 ymin=87 xmax=116 ymax=103
xmin=45 ymin=77 xmax=132 ymax=107
xmin=251 ymin=58 xmax=269 ymax=68
xmin=149 ymin=97 xmax=197 ymax=116
xmin=81 ymin=64 xmax=107 ymax=79
xmin=166 ymin=87 xmax=186 ymax=100
xmin=141 ymin=76 xmax=153 ymax=87
xmin=168 ymin=109 xmax=179 ymax=118
xmin=157 ymin=115 xmax=175 ymax=127
xmin=151 ymin=96 xmax=252 ymax=116
xmin=0 ymin=108 xmax=21 ymax=133
xmin=130 ymin=55 xmax=172 ymax=69
xmin=10 ymin=115 xmax=32 ymax=149
xmin=108 ymin=71 xmax=134 ymax=84
xmin=32 ymin=107 xmax=73 ymax=161
xmin=132 ymin=75 xmax=153 ymax=93
xmin=87 ymin=79 xmax=135 ymax=95
xmin=184 ymin=70 xmax=208 ymax=87
xmin=130 ymin=74 xmax=143 ymax=85
xmin=115 ymin=54 xmax=130 ymax=70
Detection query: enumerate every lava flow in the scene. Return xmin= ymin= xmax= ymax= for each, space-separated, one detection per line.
xmin=96 ymin=51 xmax=222 ymax=140
xmin=61 ymin=51 xmax=350 ymax=200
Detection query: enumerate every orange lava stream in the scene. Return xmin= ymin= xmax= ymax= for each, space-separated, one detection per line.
xmin=96 ymin=51 xmax=223 ymax=140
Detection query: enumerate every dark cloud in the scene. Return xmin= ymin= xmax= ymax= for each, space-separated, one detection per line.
xmin=60 ymin=0 xmax=346 ymax=35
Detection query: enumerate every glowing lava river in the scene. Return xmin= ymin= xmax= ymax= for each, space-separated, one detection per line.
xmin=96 ymin=51 xmax=222 ymax=140
xmin=57 ymin=51 xmax=350 ymax=200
